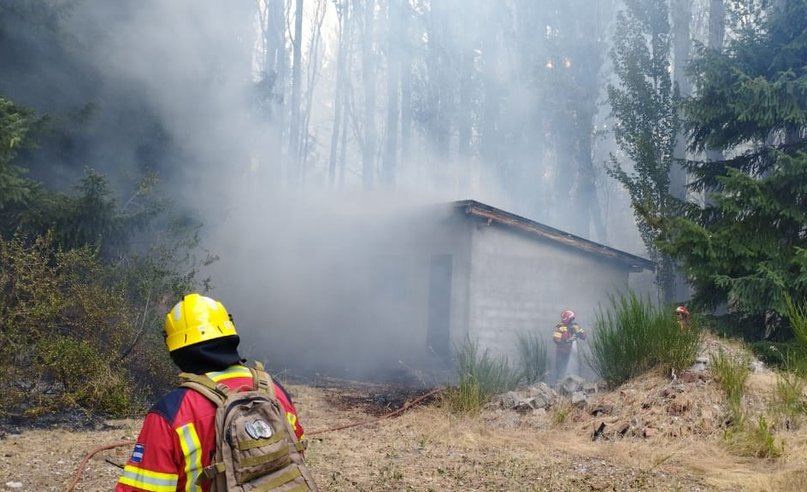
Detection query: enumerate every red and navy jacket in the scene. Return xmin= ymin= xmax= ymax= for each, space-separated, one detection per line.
xmin=116 ymin=365 xmax=304 ymax=492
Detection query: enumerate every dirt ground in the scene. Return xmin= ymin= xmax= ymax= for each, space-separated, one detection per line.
xmin=4 ymin=341 xmax=807 ymax=491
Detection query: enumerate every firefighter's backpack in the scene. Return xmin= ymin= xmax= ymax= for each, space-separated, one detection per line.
xmin=179 ymin=362 xmax=318 ymax=491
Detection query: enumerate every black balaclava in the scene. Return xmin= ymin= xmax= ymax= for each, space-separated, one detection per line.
xmin=169 ymin=335 xmax=244 ymax=374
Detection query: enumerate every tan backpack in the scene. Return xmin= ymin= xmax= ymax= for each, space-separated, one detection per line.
xmin=179 ymin=363 xmax=318 ymax=491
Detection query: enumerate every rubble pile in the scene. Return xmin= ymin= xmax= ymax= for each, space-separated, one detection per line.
xmin=486 ymin=333 xmax=772 ymax=442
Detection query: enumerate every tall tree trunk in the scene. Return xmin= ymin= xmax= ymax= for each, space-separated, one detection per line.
xmin=329 ymin=0 xmax=349 ymax=186
xmin=426 ymin=3 xmax=451 ymax=164
xmin=399 ymin=5 xmax=412 ymax=175
xmin=569 ymin=0 xmax=609 ymax=241
xmin=299 ymin=0 xmax=327 ymax=183
xmin=360 ymin=0 xmax=377 ymax=190
xmin=289 ymin=0 xmax=304 ymax=185
xmin=457 ymin=46 xmax=473 ymax=196
xmin=264 ymin=0 xmax=287 ymax=180
xmin=671 ymin=0 xmax=692 ymax=303
xmin=671 ymin=0 xmax=691 ymax=202
xmin=381 ymin=0 xmax=401 ymax=186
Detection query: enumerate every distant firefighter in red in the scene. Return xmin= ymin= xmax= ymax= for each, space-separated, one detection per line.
xmin=552 ymin=309 xmax=586 ymax=384
xmin=676 ymin=305 xmax=691 ymax=332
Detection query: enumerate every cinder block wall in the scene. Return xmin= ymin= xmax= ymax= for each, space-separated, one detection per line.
xmin=467 ymin=222 xmax=633 ymax=374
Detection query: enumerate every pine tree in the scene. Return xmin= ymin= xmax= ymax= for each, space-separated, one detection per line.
xmin=658 ymin=0 xmax=807 ymax=338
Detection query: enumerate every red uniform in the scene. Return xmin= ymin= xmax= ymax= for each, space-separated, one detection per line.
xmin=116 ymin=365 xmax=304 ymax=492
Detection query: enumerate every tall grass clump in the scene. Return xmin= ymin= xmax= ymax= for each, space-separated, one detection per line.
xmin=710 ymin=348 xmax=751 ymax=425
xmin=585 ymin=291 xmax=700 ymax=387
xmin=515 ymin=330 xmax=548 ymax=384
xmin=773 ymin=297 xmax=807 ymax=422
xmin=775 ymin=369 xmax=807 ymax=420
xmin=443 ymin=337 xmax=521 ymax=414
xmin=785 ymin=294 xmax=807 ymax=353
xmin=724 ymin=416 xmax=784 ymax=458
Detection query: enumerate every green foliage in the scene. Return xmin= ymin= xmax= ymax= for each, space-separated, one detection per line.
xmin=443 ymin=337 xmax=521 ymax=414
xmin=0 ymin=224 xmax=208 ymax=418
xmin=710 ymin=348 xmax=751 ymax=425
xmin=441 ymin=377 xmax=488 ymax=416
xmin=606 ymin=0 xmax=680 ymax=298
xmin=656 ymin=1 xmax=807 ymax=338
xmin=10 ymin=168 xmax=164 ymax=259
xmin=37 ymin=335 xmax=133 ymax=416
xmin=550 ymin=400 xmax=574 ymax=427
xmin=784 ymin=294 xmax=807 ymax=352
xmin=0 ymin=233 xmax=140 ymax=416
xmin=724 ymin=416 xmax=784 ymax=459
xmin=774 ymin=369 xmax=807 ymax=421
xmin=660 ymin=154 xmax=807 ymax=335
xmin=0 ymin=97 xmax=38 ymax=211
xmin=514 ymin=330 xmax=548 ymax=385
xmin=750 ymin=340 xmax=802 ymax=369
xmin=585 ymin=291 xmax=700 ymax=387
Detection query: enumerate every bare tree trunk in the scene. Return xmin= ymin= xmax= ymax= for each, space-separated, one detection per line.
xmin=338 ymin=6 xmax=356 ymax=188
xmin=299 ymin=0 xmax=327 ymax=183
xmin=424 ymin=2 xmax=454 ymax=173
xmin=399 ymin=5 xmax=412 ymax=175
xmin=457 ymin=45 xmax=473 ymax=196
xmin=569 ymin=0 xmax=609 ymax=241
xmin=671 ymin=0 xmax=692 ymax=303
xmin=671 ymin=0 xmax=691 ymax=202
xmin=381 ymin=0 xmax=401 ymax=186
xmin=329 ymin=0 xmax=350 ymax=186
xmin=263 ymin=0 xmax=288 ymax=179
xmin=359 ymin=0 xmax=378 ymax=190
xmin=288 ymin=0 xmax=304 ymax=185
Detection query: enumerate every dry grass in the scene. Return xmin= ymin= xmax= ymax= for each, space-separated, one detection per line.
xmin=291 ymin=364 xmax=804 ymax=491
xmin=7 ymin=333 xmax=807 ymax=491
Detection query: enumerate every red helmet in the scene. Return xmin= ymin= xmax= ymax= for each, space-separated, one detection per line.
xmin=561 ymin=310 xmax=575 ymax=324
xmin=675 ymin=305 xmax=690 ymax=317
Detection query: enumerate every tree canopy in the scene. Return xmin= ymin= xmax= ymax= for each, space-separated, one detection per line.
xmin=657 ymin=0 xmax=807 ymax=338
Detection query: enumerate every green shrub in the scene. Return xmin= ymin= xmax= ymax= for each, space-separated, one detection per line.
xmin=515 ymin=330 xmax=548 ymax=384
xmin=710 ymin=348 xmax=751 ymax=425
xmin=0 ymin=231 xmax=204 ymax=418
xmin=585 ymin=291 xmax=700 ymax=387
xmin=443 ymin=337 xmax=521 ymax=414
xmin=724 ymin=416 xmax=784 ymax=459
xmin=551 ymin=400 xmax=573 ymax=427
xmin=785 ymin=294 xmax=807 ymax=352
xmin=750 ymin=341 xmax=802 ymax=369
xmin=442 ymin=377 xmax=487 ymax=415
xmin=775 ymin=370 xmax=807 ymax=420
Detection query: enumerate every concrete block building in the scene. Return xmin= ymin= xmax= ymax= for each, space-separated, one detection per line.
xmin=232 ymin=199 xmax=654 ymax=383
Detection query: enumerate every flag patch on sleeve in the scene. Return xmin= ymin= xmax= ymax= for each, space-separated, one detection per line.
xmin=131 ymin=443 xmax=145 ymax=463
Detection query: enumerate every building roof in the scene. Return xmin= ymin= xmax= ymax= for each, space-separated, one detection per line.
xmin=455 ymin=200 xmax=655 ymax=272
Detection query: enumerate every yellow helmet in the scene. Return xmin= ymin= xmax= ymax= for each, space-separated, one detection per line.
xmin=164 ymin=293 xmax=238 ymax=352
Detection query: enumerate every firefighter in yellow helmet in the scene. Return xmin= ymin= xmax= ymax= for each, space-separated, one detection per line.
xmin=116 ymin=293 xmax=307 ymax=492
xmin=552 ymin=309 xmax=586 ymax=384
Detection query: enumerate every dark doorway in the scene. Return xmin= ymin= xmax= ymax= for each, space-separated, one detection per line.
xmin=427 ymin=254 xmax=452 ymax=357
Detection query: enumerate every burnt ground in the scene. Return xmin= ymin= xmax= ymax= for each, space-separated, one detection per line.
xmin=0 ymin=405 xmax=116 ymax=436
xmin=319 ymin=384 xmax=441 ymax=417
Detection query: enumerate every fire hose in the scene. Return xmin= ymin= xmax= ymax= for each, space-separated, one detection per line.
xmin=64 ymin=386 xmax=444 ymax=491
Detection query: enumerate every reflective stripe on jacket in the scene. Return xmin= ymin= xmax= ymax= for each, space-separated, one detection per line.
xmin=553 ymin=323 xmax=585 ymax=353
xmin=116 ymin=365 xmax=303 ymax=492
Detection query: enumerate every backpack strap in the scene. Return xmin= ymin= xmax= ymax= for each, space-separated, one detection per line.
xmin=178 ymin=372 xmax=230 ymax=405
xmin=249 ymin=362 xmax=277 ymax=399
